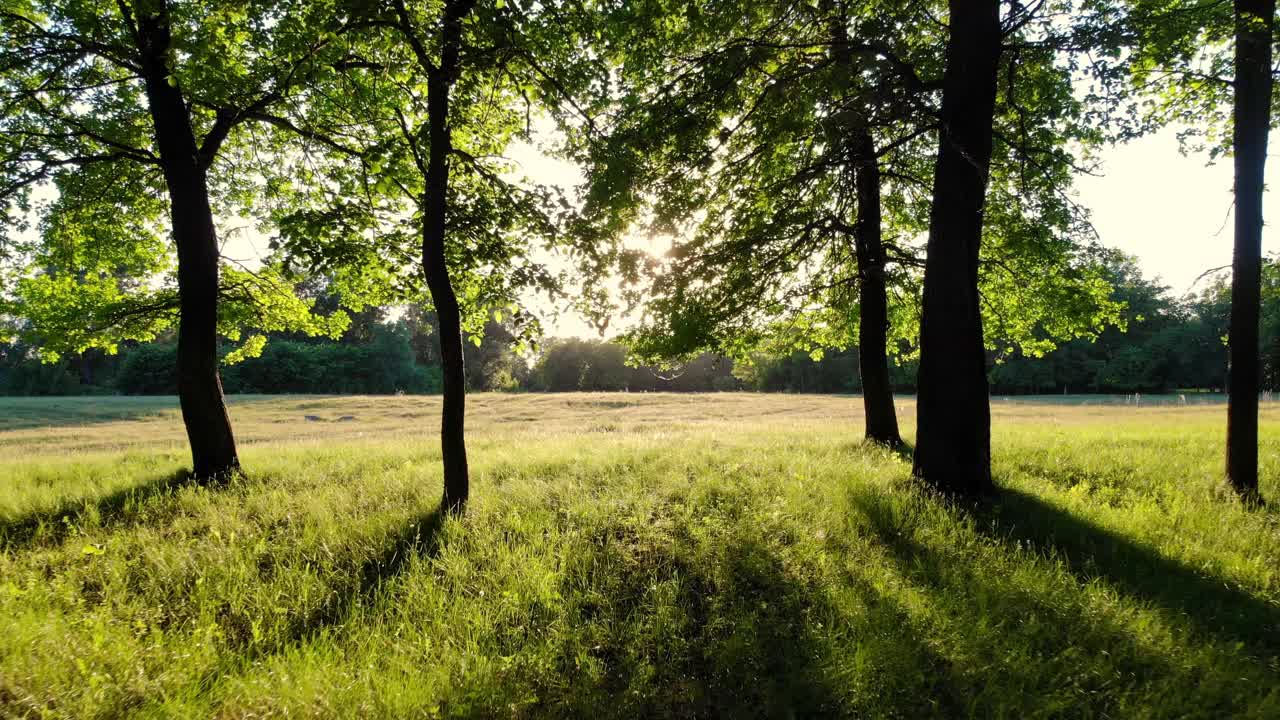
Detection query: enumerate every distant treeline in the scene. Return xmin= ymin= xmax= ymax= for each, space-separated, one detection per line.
xmin=3 ymin=267 xmax=1278 ymax=397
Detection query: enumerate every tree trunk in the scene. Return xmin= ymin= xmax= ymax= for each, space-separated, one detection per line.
xmin=78 ymin=350 xmax=94 ymax=387
xmin=424 ymin=0 xmax=474 ymax=514
xmin=825 ymin=1 xmax=902 ymax=448
xmin=912 ymin=0 xmax=1002 ymax=496
xmin=135 ymin=6 xmax=239 ymax=481
xmin=1227 ymin=0 xmax=1274 ymax=504
xmin=852 ymin=129 xmax=902 ymax=447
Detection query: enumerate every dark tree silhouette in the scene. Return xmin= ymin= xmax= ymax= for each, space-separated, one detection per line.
xmin=413 ymin=0 xmax=476 ymax=513
xmin=912 ymin=0 xmax=1003 ymax=496
xmin=1226 ymin=0 xmax=1274 ymax=504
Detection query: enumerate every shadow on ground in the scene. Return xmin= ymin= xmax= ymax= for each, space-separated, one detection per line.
xmin=157 ymin=479 xmax=1280 ymax=717
xmin=468 ymin=511 xmax=972 ymax=718
xmin=193 ymin=508 xmax=448 ymax=704
xmin=544 ymin=534 xmax=845 ymax=718
xmin=230 ymin=508 xmax=858 ymax=719
xmin=202 ymin=508 xmax=448 ymax=669
xmin=0 ymin=469 xmax=195 ymax=550
xmin=848 ymin=487 xmax=1186 ymax=714
xmin=980 ymin=487 xmax=1280 ymax=657
xmin=281 ymin=509 xmax=447 ymax=647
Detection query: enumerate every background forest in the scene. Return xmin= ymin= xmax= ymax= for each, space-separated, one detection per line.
xmin=6 ymin=253 xmax=1278 ymax=396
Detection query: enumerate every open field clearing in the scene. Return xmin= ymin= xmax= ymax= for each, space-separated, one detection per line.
xmin=2 ymin=393 xmax=1279 ymax=718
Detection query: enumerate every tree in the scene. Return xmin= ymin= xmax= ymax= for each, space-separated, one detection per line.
xmin=572 ymin=0 xmax=946 ymax=447
xmin=1226 ymin=0 xmax=1273 ymax=503
xmin=911 ymin=0 xmax=1003 ymax=496
xmin=412 ymin=0 xmax=475 ymax=512
xmin=574 ymin=0 xmax=1120 ymax=453
xmin=268 ymin=0 xmax=596 ymax=512
xmin=825 ymin=1 xmax=917 ymax=446
xmin=1092 ymin=0 xmax=1280 ymax=502
xmin=0 ymin=0 xmax=351 ymax=480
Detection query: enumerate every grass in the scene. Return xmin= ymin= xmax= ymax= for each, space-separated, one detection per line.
xmin=1 ymin=393 xmax=1278 ymax=718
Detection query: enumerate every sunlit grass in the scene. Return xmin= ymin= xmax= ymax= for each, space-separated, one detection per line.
xmin=1 ymin=394 xmax=1277 ymax=718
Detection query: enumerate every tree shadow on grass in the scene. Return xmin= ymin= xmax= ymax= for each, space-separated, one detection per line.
xmin=672 ymin=538 xmax=842 ymax=717
xmin=270 ymin=509 xmax=446 ymax=651
xmin=0 ymin=468 xmax=195 ymax=551
xmin=846 ymin=488 xmax=1195 ymax=716
xmin=214 ymin=513 xmax=853 ymax=719
xmin=826 ymin=566 xmax=969 ymax=717
xmin=190 ymin=509 xmax=447 ymax=706
xmin=527 ymin=532 xmax=846 ymax=719
xmin=978 ymin=487 xmax=1280 ymax=658
xmin=533 ymin=516 xmax=981 ymax=719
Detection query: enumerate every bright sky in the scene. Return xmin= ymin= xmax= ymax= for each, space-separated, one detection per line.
xmin=1075 ymin=128 xmax=1280 ymax=296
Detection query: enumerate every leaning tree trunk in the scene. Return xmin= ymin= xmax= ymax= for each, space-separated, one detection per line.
xmin=424 ymin=0 xmax=473 ymax=514
xmin=852 ymin=129 xmax=902 ymax=448
xmin=136 ymin=8 xmax=240 ymax=481
xmin=912 ymin=0 xmax=1002 ymax=497
xmin=1227 ymin=0 xmax=1274 ymax=504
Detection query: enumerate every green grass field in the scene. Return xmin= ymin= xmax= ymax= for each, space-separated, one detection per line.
xmin=1 ymin=393 xmax=1278 ymax=718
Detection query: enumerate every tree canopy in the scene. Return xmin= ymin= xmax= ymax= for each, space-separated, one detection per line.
xmin=571 ymin=0 xmax=1121 ymax=367
xmin=0 ymin=0 xmax=357 ymax=359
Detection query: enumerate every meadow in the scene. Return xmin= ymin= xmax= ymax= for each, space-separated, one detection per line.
xmin=1 ymin=393 xmax=1278 ymax=718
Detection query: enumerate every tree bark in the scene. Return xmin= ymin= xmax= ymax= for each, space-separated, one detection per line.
xmin=1227 ymin=0 xmax=1274 ymax=504
xmin=852 ymin=129 xmax=903 ymax=448
xmin=912 ymin=0 xmax=1002 ymax=496
xmin=134 ymin=5 xmax=239 ymax=481
xmin=424 ymin=0 xmax=474 ymax=514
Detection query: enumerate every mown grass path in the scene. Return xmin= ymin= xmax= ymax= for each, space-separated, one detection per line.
xmin=1 ymin=394 xmax=1277 ymax=718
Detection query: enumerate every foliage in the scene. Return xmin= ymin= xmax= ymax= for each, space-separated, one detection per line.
xmin=733 ymin=347 xmax=919 ymax=394
xmin=568 ymin=0 xmax=1122 ymax=368
xmin=0 ymin=0 xmax=355 ymax=364
xmin=0 ymin=342 xmax=81 ymax=395
xmin=261 ymin=0 xmax=604 ymax=347
xmin=987 ymin=255 xmax=1280 ymax=394
xmin=1076 ymin=0 xmax=1247 ymax=153
xmin=115 ymin=342 xmax=179 ymax=395
xmin=8 ymin=249 xmax=1274 ymax=397
xmin=227 ymin=323 xmax=433 ymax=394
